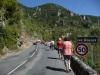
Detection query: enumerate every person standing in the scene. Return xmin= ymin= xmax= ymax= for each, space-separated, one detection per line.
xmin=57 ymin=37 xmax=63 ymax=59
xmin=63 ymin=37 xmax=73 ymax=72
xmin=51 ymin=40 xmax=55 ymax=50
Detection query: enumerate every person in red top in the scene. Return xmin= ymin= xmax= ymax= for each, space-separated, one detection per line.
xmin=57 ymin=37 xmax=63 ymax=59
xmin=63 ymin=37 xmax=73 ymax=72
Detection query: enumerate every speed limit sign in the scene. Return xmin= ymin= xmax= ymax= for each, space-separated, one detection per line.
xmin=76 ymin=44 xmax=88 ymax=56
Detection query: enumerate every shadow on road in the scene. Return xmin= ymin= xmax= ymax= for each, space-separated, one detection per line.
xmin=46 ymin=66 xmax=66 ymax=72
xmin=48 ymin=57 xmax=60 ymax=60
xmin=45 ymin=49 xmax=50 ymax=51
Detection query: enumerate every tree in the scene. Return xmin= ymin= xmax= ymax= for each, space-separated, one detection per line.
xmin=90 ymin=28 xmax=100 ymax=36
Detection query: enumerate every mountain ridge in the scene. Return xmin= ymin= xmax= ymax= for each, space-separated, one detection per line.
xmin=18 ymin=2 xmax=100 ymax=17
xmin=18 ymin=3 xmax=100 ymax=25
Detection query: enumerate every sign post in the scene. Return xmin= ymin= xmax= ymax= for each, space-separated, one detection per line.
xmin=76 ymin=36 xmax=98 ymax=65
xmin=77 ymin=36 xmax=98 ymax=43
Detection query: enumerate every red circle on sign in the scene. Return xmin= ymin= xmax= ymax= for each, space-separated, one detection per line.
xmin=76 ymin=44 xmax=88 ymax=56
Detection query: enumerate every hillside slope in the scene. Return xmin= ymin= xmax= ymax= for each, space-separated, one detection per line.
xmin=19 ymin=3 xmax=100 ymax=73
xmin=0 ymin=1 xmax=100 ymax=72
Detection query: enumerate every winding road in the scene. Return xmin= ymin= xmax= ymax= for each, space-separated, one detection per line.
xmin=0 ymin=43 xmax=75 ymax=75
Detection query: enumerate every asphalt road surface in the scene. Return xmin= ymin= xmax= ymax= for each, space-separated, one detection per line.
xmin=0 ymin=44 xmax=75 ymax=75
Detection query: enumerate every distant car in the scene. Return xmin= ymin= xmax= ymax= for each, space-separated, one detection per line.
xmin=32 ymin=41 xmax=37 ymax=45
xmin=33 ymin=42 xmax=37 ymax=45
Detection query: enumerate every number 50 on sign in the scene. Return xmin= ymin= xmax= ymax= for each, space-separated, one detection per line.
xmin=76 ymin=44 xmax=88 ymax=56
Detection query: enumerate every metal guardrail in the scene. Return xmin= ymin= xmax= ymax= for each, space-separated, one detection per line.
xmin=71 ymin=55 xmax=98 ymax=75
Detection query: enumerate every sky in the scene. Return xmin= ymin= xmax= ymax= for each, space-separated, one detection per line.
xmin=17 ymin=0 xmax=100 ymax=16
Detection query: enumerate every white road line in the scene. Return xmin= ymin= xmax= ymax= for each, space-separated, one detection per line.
xmin=7 ymin=60 xmax=28 ymax=75
xmin=30 ymin=48 xmax=38 ymax=58
xmin=7 ymin=48 xmax=38 ymax=75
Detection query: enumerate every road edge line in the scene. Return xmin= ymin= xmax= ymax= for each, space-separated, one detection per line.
xmin=7 ymin=47 xmax=38 ymax=75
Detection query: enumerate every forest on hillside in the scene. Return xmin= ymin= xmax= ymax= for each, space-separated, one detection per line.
xmin=0 ymin=0 xmax=22 ymax=52
xmin=0 ymin=0 xmax=100 ymax=73
xmin=20 ymin=3 xmax=100 ymax=72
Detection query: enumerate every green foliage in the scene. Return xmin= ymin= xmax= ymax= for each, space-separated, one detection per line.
xmin=3 ymin=25 xmax=19 ymax=50
xmin=3 ymin=0 xmax=16 ymax=17
xmin=0 ymin=0 xmax=21 ymax=52
xmin=0 ymin=0 xmax=3 ymax=8
xmin=95 ymin=60 xmax=100 ymax=73
xmin=0 ymin=2 xmax=100 ymax=72
xmin=90 ymin=28 xmax=100 ymax=36
xmin=0 ymin=0 xmax=21 ymax=24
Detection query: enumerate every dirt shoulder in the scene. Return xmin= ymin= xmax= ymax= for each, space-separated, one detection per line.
xmin=0 ymin=41 xmax=32 ymax=60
